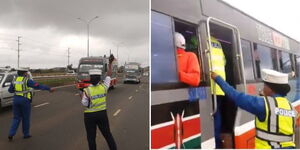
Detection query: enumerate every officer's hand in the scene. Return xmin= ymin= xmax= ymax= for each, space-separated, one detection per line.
xmin=49 ymin=88 xmax=55 ymax=93
xmin=210 ymin=72 xmax=218 ymax=80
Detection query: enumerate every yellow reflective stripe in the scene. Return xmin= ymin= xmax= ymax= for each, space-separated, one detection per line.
xmin=276 ymin=97 xmax=294 ymax=135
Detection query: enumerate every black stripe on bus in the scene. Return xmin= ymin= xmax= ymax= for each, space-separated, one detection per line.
xmin=151 ymin=100 xmax=199 ymax=126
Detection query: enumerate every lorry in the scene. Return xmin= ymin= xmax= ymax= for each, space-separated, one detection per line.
xmin=76 ymin=56 xmax=118 ymax=90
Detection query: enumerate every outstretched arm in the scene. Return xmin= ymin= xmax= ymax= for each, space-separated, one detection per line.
xmin=211 ymin=72 xmax=266 ymax=121
xmin=27 ymin=79 xmax=54 ymax=92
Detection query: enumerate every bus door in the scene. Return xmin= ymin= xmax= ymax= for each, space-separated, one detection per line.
xmin=205 ymin=17 xmax=247 ymax=148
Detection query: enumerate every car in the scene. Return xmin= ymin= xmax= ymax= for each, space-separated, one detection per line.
xmin=0 ymin=70 xmax=17 ymax=108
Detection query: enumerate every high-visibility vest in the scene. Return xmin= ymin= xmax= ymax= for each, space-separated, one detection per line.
xmin=13 ymin=76 xmax=32 ymax=99
xmin=209 ymin=37 xmax=226 ymax=95
xmin=83 ymin=84 xmax=107 ymax=113
xmin=255 ymin=96 xmax=297 ymax=149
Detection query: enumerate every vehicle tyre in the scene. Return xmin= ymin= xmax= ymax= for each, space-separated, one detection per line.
xmin=123 ymin=81 xmax=127 ymax=84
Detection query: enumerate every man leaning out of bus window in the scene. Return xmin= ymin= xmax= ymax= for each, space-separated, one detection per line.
xmin=211 ymin=69 xmax=299 ymax=149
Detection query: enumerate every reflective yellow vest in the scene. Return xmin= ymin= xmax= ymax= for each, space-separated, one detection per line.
xmin=83 ymin=84 xmax=107 ymax=113
xmin=209 ymin=37 xmax=226 ymax=95
xmin=13 ymin=76 xmax=32 ymax=99
xmin=255 ymin=96 xmax=297 ymax=149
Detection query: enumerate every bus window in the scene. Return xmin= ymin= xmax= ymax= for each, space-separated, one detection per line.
xmin=241 ymin=39 xmax=255 ymax=81
xmin=151 ymin=11 xmax=179 ymax=89
xmin=253 ymin=43 xmax=278 ymax=78
xmin=174 ymin=20 xmax=202 ymax=86
xmin=279 ymin=51 xmax=293 ymax=73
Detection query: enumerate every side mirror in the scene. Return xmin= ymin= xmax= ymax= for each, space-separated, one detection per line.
xmin=3 ymin=82 xmax=11 ymax=87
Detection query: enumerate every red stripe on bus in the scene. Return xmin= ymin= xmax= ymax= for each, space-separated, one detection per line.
xmin=151 ymin=117 xmax=201 ymax=149
xmin=296 ymin=105 xmax=300 ymax=127
xmin=234 ymin=128 xmax=255 ymax=149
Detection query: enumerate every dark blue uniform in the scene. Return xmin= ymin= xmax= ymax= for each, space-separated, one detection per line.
xmin=8 ymin=78 xmax=50 ymax=138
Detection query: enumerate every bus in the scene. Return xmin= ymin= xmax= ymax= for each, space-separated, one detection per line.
xmin=124 ymin=62 xmax=142 ymax=84
xmin=76 ymin=56 xmax=118 ymax=90
xmin=151 ymin=0 xmax=300 ymax=149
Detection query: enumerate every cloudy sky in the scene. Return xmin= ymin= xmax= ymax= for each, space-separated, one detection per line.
xmin=0 ymin=0 xmax=149 ymax=69
xmin=223 ymin=0 xmax=300 ymax=42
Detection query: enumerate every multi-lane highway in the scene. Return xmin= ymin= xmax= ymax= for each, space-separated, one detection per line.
xmin=0 ymin=77 xmax=149 ymax=150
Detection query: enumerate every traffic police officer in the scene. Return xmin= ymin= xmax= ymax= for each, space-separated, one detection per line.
xmin=209 ymin=36 xmax=227 ymax=148
xmin=211 ymin=69 xmax=299 ymax=149
xmin=81 ymin=56 xmax=117 ymax=150
xmin=8 ymin=67 xmax=54 ymax=141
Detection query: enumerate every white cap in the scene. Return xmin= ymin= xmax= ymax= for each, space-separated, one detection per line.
xmin=262 ymin=69 xmax=288 ymax=84
xmin=16 ymin=67 xmax=29 ymax=71
xmin=175 ymin=32 xmax=186 ymax=49
xmin=89 ymin=69 xmax=102 ymax=75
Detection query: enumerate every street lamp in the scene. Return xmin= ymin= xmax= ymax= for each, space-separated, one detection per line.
xmin=77 ymin=16 xmax=99 ymax=57
xmin=113 ymin=42 xmax=124 ymax=60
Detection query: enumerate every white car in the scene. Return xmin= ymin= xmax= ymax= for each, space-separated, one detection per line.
xmin=0 ymin=71 xmax=17 ymax=108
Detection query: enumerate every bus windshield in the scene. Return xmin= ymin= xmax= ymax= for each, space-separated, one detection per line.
xmin=79 ymin=64 xmax=103 ymax=73
xmin=125 ymin=65 xmax=139 ymax=70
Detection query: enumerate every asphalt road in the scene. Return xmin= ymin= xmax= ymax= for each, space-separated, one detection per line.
xmin=0 ymin=77 xmax=149 ymax=150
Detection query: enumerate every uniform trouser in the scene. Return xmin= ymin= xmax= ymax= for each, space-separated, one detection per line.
xmin=213 ymin=96 xmax=224 ymax=148
xmin=9 ymin=97 xmax=31 ymax=137
xmin=84 ymin=110 xmax=117 ymax=150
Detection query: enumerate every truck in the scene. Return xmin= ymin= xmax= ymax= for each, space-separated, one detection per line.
xmin=123 ymin=62 xmax=142 ymax=84
xmin=76 ymin=56 xmax=118 ymax=90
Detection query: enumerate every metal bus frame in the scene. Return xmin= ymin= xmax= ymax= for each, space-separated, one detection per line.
xmin=151 ymin=0 xmax=300 ymax=149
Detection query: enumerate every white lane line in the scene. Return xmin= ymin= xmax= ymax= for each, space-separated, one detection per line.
xmin=75 ymin=93 xmax=80 ymax=96
xmin=34 ymin=102 xmax=49 ymax=108
xmin=113 ymin=109 xmax=121 ymax=117
xmin=128 ymin=96 xmax=133 ymax=100
xmin=135 ymin=89 xmax=138 ymax=92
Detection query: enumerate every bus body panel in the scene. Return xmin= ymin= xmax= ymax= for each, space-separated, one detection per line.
xmin=152 ymin=0 xmax=300 ymax=149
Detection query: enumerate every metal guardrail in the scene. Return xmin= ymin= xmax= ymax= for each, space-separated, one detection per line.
xmin=33 ymin=74 xmax=76 ymax=79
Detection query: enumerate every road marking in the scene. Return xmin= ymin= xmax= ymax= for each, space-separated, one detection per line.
xmin=113 ymin=109 xmax=121 ymax=117
xmin=75 ymin=93 xmax=80 ymax=96
xmin=136 ymin=89 xmax=138 ymax=92
xmin=34 ymin=102 xmax=49 ymax=108
xmin=128 ymin=96 xmax=133 ymax=100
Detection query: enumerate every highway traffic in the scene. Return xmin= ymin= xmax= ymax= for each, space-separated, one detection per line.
xmin=0 ymin=77 xmax=149 ymax=150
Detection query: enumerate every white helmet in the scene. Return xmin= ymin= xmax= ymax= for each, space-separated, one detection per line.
xmin=175 ymin=32 xmax=186 ymax=49
xmin=89 ymin=69 xmax=102 ymax=76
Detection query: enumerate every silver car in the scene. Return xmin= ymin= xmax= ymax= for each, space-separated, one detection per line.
xmin=0 ymin=71 xmax=17 ymax=108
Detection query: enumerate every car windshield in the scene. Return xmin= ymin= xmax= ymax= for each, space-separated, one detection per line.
xmin=79 ymin=64 xmax=103 ymax=73
xmin=0 ymin=74 xmax=4 ymax=83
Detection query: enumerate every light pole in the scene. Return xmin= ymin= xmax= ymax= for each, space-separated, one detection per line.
xmin=77 ymin=16 xmax=99 ymax=57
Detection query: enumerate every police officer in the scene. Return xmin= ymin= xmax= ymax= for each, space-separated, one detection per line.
xmin=8 ymin=67 xmax=54 ymax=141
xmin=211 ymin=69 xmax=298 ymax=149
xmin=209 ymin=36 xmax=227 ymax=148
xmin=81 ymin=55 xmax=117 ymax=150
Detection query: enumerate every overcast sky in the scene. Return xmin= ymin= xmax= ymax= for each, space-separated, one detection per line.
xmin=223 ymin=0 xmax=300 ymax=42
xmin=0 ymin=0 xmax=149 ymax=69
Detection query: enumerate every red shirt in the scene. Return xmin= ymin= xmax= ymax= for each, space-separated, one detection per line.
xmin=177 ymin=48 xmax=201 ymax=87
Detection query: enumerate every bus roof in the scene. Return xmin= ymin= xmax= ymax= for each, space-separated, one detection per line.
xmin=79 ymin=56 xmax=106 ymax=64
xmin=125 ymin=62 xmax=141 ymax=66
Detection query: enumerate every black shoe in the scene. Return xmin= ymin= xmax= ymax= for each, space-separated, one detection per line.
xmin=8 ymin=136 xmax=13 ymax=142
xmin=23 ymin=135 xmax=32 ymax=139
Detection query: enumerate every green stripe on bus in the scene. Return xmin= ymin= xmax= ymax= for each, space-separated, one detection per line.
xmin=169 ymin=136 xmax=201 ymax=149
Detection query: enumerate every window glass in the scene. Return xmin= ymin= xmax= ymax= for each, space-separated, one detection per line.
xmin=151 ymin=11 xmax=178 ymax=85
xmin=279 ymin=51 xmax=292 ymax=73
xmin=241 ymin=40 xmax=255 ymax=80
xmin=253 ymin=43 xmax=278 ymax=78
xmin=5 ymin=75 xmax=14 ymax=83
xmin=295 ymin=56 xmax=300 ymax=77
xmin=78 ymin=64 xmax=103 ymax=73
xmin=0 ymin=74 xmax=4 ymax=83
